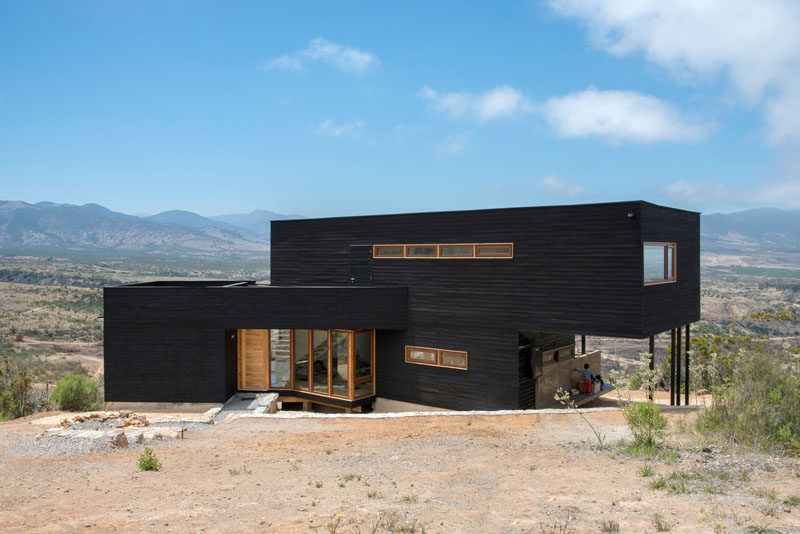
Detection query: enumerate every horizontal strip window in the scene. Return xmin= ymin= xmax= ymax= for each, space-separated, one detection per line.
xmin=405 ymin=345 xmax=468 ymax=370
xmin=542 ymin=344 xmax=575 ymax=366
xmin=373 ymin=243 xmax=513 ymax=259
xmin=643 ymin=242 xmax=676 ymax=285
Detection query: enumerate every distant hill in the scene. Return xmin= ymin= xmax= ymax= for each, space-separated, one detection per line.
xmin=0 ymin=201 xmax=300 ymax=257
xmin=701 ymin=207 xmax=800 ymax=253
xmin=209 ymin=209 xmax=304 ymax=237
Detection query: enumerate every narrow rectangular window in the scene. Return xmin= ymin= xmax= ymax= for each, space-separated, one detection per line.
xmin=312 ymin=330 xmax=329 ymax=394
xmin=643 ymin=243 xmax=676 ymax=285
xmin=440 ymin=350 xmax=468 ymax=369
xmin=439 ymin=244 xmax=474 ymax=257
xmin=270 ymin=329 xmax=291 ymax=388
xmin=475 ymin=243 xmax=513 ymax=257
xmin=406 ymin=346 xmax=437 ymax=364
xmin=373 ymin=242 xmax=514 ymax=259
xmin=293 ymin=330 xmax=309 ymax=391
xmin=405 ymin=345 xmax=468 ymax=370
xmin=406 ymin=245 xmax=437 ymax=257
xmin=373 ymin=245 xmax=404 ymax=257
xmin=330 ymin=330 xmax=349 ymax=398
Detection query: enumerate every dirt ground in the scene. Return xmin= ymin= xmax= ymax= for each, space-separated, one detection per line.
xmin=1 ymin=408 xmax=799 ymax=534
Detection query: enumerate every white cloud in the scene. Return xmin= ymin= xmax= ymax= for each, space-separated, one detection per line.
xmin=261 ymin=37 xmax=379 ymax=74
xmin=314 ymin=119 xmax=366 ymax=138
xmin=659 ymin=180 xmax=729 ymax=206
xmin=540 ymin=175 xmax=585 ymax=198
xmin=434 ymin=133 xmax=469 ymax=155
xmin=548 ymin=0 xmax=800 ymax=143
xmin=659 ymin=177 xmax=800 ymax=209
xmin=418 ymin=85 xmax=532 ymax=121
xmin=263 ymin=54 xmax=302 ymax=71
xmin=543 ymin=87 xmax=712 ymax=143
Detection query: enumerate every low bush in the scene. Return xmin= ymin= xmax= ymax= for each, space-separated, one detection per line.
xmin=695 ymin=332 xmax=800 ymax=454
xmin=0 ymin=355 xmax=35 ymax=419
xmin=623 ymin=399 xmax=668 ymax=449
xmin=138 ymin=447 xmax=162 ymax=471
xmin=50 ymin=372 xmax=99 ymax=412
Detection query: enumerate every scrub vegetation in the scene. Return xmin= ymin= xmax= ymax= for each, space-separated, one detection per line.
xmin=0 ymin=253 xmax=269 ymax=420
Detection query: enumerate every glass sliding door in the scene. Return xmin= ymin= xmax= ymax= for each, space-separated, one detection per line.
xmin=270 ymin=329 xmax=291 ymax=388
xmin=353 ymin=330 xmax=373 ymax=398
xmin=331 ymin=331 xmax=349 ymax=398
xmin=312 ymin=330 xmax=329 ymax=394
xmin=293 ymin=330 xmax=309 ymax=391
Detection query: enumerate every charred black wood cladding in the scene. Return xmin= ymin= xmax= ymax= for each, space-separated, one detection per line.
xmin=640 ymin=203 xmax=701 ymax=334
xmin=271 ymin=201 xmax=699 ymax=410
xmin=104 ymin=286 xmax=407 ymax=403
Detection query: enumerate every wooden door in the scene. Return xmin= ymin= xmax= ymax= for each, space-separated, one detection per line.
xmin=238 ymin=329 xmax=269 ymax=390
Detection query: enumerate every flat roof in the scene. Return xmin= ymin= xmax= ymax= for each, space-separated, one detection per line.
xmin=270 ymin=200 xmax=699 ymax=225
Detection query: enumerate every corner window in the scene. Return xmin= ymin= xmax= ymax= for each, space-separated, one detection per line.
xmin=643 ymin=243 xmax=676 ymax=285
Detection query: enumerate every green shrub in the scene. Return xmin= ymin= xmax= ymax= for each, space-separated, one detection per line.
xmin=696 ymin=335 xmax=800 ymax=453
xmin=138 ymin=447 xmax=162 ymax=471
xmin=623 ymin=400 xmax=668 ymax=449
xmin=50 ymin=373 xmax=99 ymax=412
xmin=0 ymin=355 xmax=35 ymax=419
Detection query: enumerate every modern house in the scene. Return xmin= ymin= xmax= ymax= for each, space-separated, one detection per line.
xmin=104 ymin=201 xmax=700 ymax=411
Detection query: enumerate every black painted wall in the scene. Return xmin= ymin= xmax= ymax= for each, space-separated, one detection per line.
xmin=104 ymin=201 xmax=699 ymax=409
xmin=104 ymin=285 xmax=407 ymax=403
xmin=271 ymin=201 xmax=699 ymax=410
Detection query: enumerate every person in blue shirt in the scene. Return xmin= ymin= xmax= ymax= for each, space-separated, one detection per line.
xmin=576 ymin=363 xmax=594 ymax=394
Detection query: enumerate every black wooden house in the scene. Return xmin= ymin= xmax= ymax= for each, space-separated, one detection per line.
xmin=104 ymin=201 xmax=699 ymax=411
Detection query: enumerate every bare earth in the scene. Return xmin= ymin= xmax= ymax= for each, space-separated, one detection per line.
xmin=2 ymin=408 xmax=799 ymax=533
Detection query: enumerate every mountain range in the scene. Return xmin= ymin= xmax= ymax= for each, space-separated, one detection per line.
xmin=701 ymin=207 xmax=800 ymax=253
xmin=1 ymin=201 xmax=798 ymax=257
xmin=0 ymin=201 xmax=302 ymax=256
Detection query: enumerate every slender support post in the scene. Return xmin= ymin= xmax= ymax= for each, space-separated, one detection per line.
xmin=685 ymin=324 xmax=691 ymax=405
xmin=648 ymin=335 xmax=655 ymax=401
xmin=676 ymin=327 xmax=682 ymax=406
xmin=581 ymin=335 xmax=586 ymax=355
xmin=670 ymin=329 xmax=676 ymax=405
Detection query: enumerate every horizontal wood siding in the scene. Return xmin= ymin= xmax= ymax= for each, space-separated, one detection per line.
xmin=104 ymin=322 xmax=229 ymax=403
xmin=640 ymin=203 xmax=701 ymax=335
xmin=271 ymin=201 xmax=698 ymax=410
xmin=104 ymin=286 xmax=407 ymax=403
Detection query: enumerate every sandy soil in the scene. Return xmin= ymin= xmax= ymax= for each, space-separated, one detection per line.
xmin=1 ymin=408 xmax=799 ymax=533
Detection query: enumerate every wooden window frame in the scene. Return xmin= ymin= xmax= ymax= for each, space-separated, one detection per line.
xmin=438 ymin=243 xmax=475 ymax=258
xmin=373 ymin=244 xmax=404 ymax=258
xmin=474 ymin=243 xmax=514 ymax=258
xmin=352 ymin=329 xmax=375 ymax=399
xmin=269 ymin=329 xmax=292 ymax=390
xmin=405 ymin=244 xmax=438 ymax=258
xmin=643 ymin=242 xmax=677 ymax=286
xmin=373 ymin=242 xmax=514 ymax=259
xmin=405 ymin=345 xmax=468 ymax=371
xmin=287 ymin=328 xmax=376 ymax=402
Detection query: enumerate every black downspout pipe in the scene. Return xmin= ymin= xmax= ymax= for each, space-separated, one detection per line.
xmin=685 ymin=324 xmax=691 ymax=405
xmin=676 ymin=327 xmax=682 ymax=406
xmin=648 ymin=335 xmax=655 ymax=401
xmin=670 ymin=329 xmax=676 ymax=406
xmin=581 ymin=335 xmax=586 ymax=355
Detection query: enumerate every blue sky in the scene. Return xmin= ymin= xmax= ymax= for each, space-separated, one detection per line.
xmin=1 ymin=1 xmax=799 ymax=217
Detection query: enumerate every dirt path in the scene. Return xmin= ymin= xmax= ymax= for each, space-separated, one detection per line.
xmin=1 ymin=410 xmax=798 ymax=533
